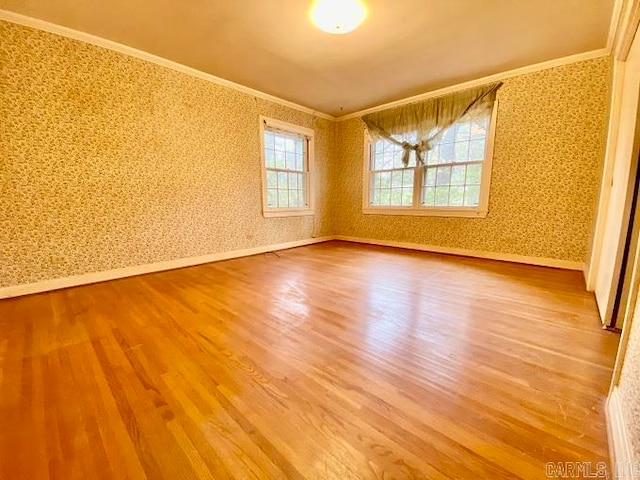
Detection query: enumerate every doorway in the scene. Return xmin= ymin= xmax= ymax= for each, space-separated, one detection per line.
xmin=608 ymin=133 xmax=640 ymax=330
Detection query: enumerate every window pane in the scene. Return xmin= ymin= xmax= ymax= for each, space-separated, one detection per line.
xmin=471 ymin=117 xmax=488 ymax=138
xmin=373 ymin=172 xmax=381 ymax=188
xmin=264 ymin=127 xmax=310 ymax=211
xmin=435 ymin=186 xmax=449 ymax=206
xmin=373 ymin=140 xmax=418 ymax=170
xmin=392 ymin=149 xmax=407 ymax=169
xmin=469 ymin=139 xmax=486 ymax=160
xmin=466 ymin=164 xmax=482 ymax=185
xmin=441 ymin=126 xmax=455 ymax=143
xmin=277 ymin=172 xmax=288 ymax=189
xmin=266 ymin=171 xmax=277 ymax=188
xmin=371 ymin=166 xmax=414 ymax=207
xmin=390 ymin=189 xmax=402 ymax=206
xmin=379 ymin=171 xmax=392 ymax=188
xmin=373 ymin=173 xmax=381 ymax=189
xmin=425 ymin=167 xmax=436 ymax=186
xmin=267 ymin=189 xmax=277 ymax=207
xmin=371 ymin=142 xmax=383 ymax=164
xmin=288 ymin=172 xmax=298 ymax=189
xmin=285 ymin=152 xmax=296 ymax=170
xmin=451 ymin=165 xmax=466 ymax=185
xmin=265 ymin=149 xmax=275 ymax=168
xmin=440 ymin=143 xmax=454 ymax=162
xmin=387 ymin=138 xmax=398 ymax=149
xmin=391 ymin=170 xmax=403 ymax=188
xmin=422 ymin=186 xmax=435 ymax=205
xmin=285 ymin=138 xmax=295 ymax=152
xmin=383 ymin=151 xmax=395 ymax=169
xmin=426 ymin=145 xmax=440 ymax=165
xmin=464 ymin=185 xmax=480 ymax=206
xmin=454 ymin=142 xmax=469 ymax=162
xmin=373 ymin=151 xmax=384 ymax=170
xmin=455 ymin=122 xmax=470 ymax=142
xmin=449 ymin=186 xmax=464 ymax=206
xmin=265 ymin=132 xmax=275 ymax=149
xmin=278 ymin=189 xmax=288 ymax=208
xmin=288 ymin=190 xmax=299 ymax=207
xmin=402 ymin=188 xmax=413 ymax=205
xmin=436 ymin=166 xmax=451 ymax=186
xmin=402 ymin=169 xmax=414 ymax=187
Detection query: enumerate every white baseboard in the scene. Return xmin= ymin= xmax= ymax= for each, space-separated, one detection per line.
xmin=333 ymin=235 xmax=585 ymax=271
xmin=1 ymin=235 xmax=585 ymax=299
xmin=606 ymin=387 xmax=635 ymax=479
xmin=0 ymin=236 xmax=332 ymax=299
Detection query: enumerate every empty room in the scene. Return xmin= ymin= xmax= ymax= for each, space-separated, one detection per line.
xmin=2 ymin=0 xmax=640 ymax=478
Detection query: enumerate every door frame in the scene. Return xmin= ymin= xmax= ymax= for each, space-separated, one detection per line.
xmin=587 ymin=0 xmax=640 ymax=294
xmin=607 ymin=116 xmax=640 ymax=329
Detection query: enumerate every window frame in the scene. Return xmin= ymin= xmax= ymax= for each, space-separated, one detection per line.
xmin=259 ymin=116 xmax=315 ymax=218
xmin=362 ymin=101 xmax=498 ymax=218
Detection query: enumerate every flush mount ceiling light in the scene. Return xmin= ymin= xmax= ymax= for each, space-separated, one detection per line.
xmin=309 ymin=0 xmax=368 ymax=34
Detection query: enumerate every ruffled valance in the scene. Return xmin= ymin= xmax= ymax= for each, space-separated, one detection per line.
xmin=362 ymin=82 xmax=502 ymax=166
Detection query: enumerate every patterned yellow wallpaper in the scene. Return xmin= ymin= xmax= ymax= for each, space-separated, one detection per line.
xmin=329 ymin=57 xmax=612 ymax=263
xmin=0 ymin=21 xmax=334 ymax=288
xmin=0 ymin=20 xmax=612 ymax=289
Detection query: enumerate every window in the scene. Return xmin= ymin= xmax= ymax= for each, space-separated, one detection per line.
xmin=363 ymin=102 xmax=497 ymax=218
xmin=260 ymin=117 xmax=314 ymax=217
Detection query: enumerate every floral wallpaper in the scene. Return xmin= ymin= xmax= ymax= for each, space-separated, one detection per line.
xmin=329 ymin=57 xmax=612 ymax=263
xmin=0 ymin=20 xmax=612 ymax=290
xmin=0 ymin=21 xmax=334 ymax=288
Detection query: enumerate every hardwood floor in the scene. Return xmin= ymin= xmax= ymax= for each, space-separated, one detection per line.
xmin=0 ymin=241 xmax=619 ymax=479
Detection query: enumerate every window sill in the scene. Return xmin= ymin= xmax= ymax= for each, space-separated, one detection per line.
xmin=263 ymin=209 xmax=314 ymax=218
xmin=363 ymin=208 xmax=487 ymax=218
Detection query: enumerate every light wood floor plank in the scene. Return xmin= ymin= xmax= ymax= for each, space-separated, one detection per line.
xmin=0 ymin=241 xmax=619 ymax=479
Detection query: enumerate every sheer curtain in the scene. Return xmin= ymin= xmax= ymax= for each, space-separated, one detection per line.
xmin=362 ymin=82 xmax=502 ymax=166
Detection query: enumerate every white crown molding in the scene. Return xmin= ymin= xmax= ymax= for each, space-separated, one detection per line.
xmin=336 ymin=48 xmax=610 ymax=121
xmin=0 ymin=9 xmax=335 ymax=121
xmin=336 ymin=0 xmax=620 ymax=122
xmin=340 ymin=0 xmax=623 ymax=121
xmin=0 ymin=237 xmax=333 ymax=299
xmin=333 ymin=236 xmax=585 ymax=270
xmin=606 ymin=387 xmax=635 ymax=480
xmin=0 ymin=9 xmax=617 ymax=123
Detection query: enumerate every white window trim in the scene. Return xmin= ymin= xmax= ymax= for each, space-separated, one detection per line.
xmin=361 ymin=101 xmax=498 ymax=218
xmin=259 ymin=116 xmax=315 ymax=218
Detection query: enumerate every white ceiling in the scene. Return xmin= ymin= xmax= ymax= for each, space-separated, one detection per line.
xmin=0 ymin=0 xmax=615 ymax=116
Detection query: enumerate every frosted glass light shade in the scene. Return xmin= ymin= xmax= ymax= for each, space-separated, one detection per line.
xmin=309 ymin=0 xmax=368 ymax=34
